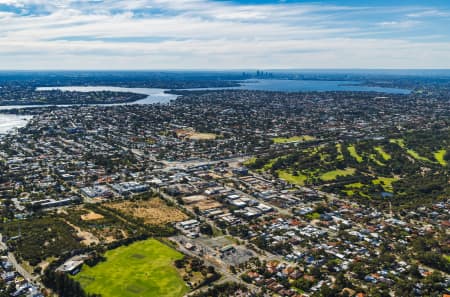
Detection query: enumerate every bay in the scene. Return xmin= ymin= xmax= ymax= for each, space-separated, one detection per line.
xmin=0 ymin=114 xmax=32 ymax=135
xmin=0 ymin=79 xmax=411 ymax=133
xmin=234 ymin=79 xmax=411 ymax=94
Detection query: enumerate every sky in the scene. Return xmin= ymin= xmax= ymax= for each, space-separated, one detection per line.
xmin=0 ymin=0 xmax=450 ymax=70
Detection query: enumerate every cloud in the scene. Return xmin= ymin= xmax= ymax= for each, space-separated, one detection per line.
xmin=407 ymin=9 xmax=449 ymax=18
xmin=0 ymin=0 xmax=449 ymax=69
xmin=377 ymin=20 xmax=420 ymax=29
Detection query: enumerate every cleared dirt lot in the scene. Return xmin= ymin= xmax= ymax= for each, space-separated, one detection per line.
xmin=182 ymin=195 xmax=222 ymax=211
xmin=81 ymin=212 xmax=105 ymax=221
xmin=175 ymin=129 xmax=217 ymax=140
xmin=187 ymin=132 xmax=216 ymax=140
xmin=106 ymin=198 xmax=188 ymax=225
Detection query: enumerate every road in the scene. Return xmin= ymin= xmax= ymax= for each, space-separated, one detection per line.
xmin=172 ymin=235 xmax=259 ymax=296
xmin=0 ymin=233 xmax=43 ymax=287
xmin=0 ymin=234 xmax=7 ymax=251
xmin=229 ymin=177 xmax=293 ymax=216
xmin=156 ymin=157 xmax=370 ymax=295
xmin=159 ymin=156 xmax=249 ymax=172
xmin=156 ymin=189 xmax=261 ymax=294
xmin=7 ymin=252 xmax=37 ymax=282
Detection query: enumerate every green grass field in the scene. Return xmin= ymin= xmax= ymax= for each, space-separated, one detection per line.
xmin=74 ymin=239 xmax=188 ymax=297
xmin=389 ymin=138 xmax=406 ymax=148
xmin=345 ymin=182 xmax=364 ymax=189
xmin=374 ymin=146 xmax=391 ymax=160
xmin=347 ymin=145 xmax=363 ymax=163
xmin=335 ymin=143 xmax=344 ymax=161
xmin=389 ymin=138 xmax=434 ymax=163
xmin=243 ymin=157 xmax=257 ymax=166
xmin=278 ymin=170 xmax=307 ymax=185
xmin=444 ymin=255 xmax=450 ymax=263
xmin=406 ymin=149 xmax=433 ymax=163
xmin=272 ymin=135 xmax=316 ymax=143
xmin=320 ymin=168 xmax=356 ymax=181
xmin=263 ymin=156 xmax=282 ymax=170
xmin=342 ymin=190 xmax=355 ymax=196
xmin=369 ymin=154 xmax=385 ymax=166
xmin=434 ymin=149 xmax=448 ymax=166
xmin=372 ymin=177 xmax=399 ymax=192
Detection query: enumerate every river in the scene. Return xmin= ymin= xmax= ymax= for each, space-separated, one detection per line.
xmin=0 ymin=114 xmax=33 ymax=135
xmin=0 ymin=79 xmax=411 ymax=134
xmin=189 ymin=79 xmax=411 ymax=94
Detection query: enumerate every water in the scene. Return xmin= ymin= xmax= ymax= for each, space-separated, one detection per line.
xmin=3 ymin=79 xmax=410 ymax=111
xmin=381 ymin=192 xmax=394 ymax=198
xmin=186 ymin=79 xmax=411 ymax=94
xmin=0 ymin=86 xmax=178 ymax=111
xmin=237 ymin=79 xmax=411 ymax=94
xmin=36 ymin=79 xmax=411 ymax=100
xmin=0 ymin=87 xmax=178 ymax=134
xmin=0 ymin=79 xmax=411 ymax=133
xmin=0 ymin=114 xmax=32 ymax=135
xmin=36 ymin=86 xmax=178 ymax=104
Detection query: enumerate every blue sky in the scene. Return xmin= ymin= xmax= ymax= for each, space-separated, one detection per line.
xmin=0 ymin=0 xmax=449 ymax=69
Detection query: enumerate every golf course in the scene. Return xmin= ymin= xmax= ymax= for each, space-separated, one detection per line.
xmin=74 ymin=239 xmax=188 ymax=297
xmin=247 ymin=130 xmax=449 ymax=206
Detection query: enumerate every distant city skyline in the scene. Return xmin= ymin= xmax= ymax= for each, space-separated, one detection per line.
xmin=1 ymin=0 xmax=450 ymax=69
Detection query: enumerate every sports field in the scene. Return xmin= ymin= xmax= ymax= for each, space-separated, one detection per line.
xmin=74 ymin=239 xmax=188 ymax=297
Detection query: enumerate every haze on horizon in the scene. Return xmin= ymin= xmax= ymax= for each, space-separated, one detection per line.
xmin=1 ymin=0 xmax=450 ymax=70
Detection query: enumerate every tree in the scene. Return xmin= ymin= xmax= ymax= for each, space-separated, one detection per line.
xmin=200 ymin=223 xmax=213 ymax=235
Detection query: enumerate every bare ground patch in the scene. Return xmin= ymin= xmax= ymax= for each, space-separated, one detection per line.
xmin=188 ymin=132 xmax=217 ymax=140
xmin=175 ymin=128 xmax=217 ymax=140
xmin=81 ymin=212 xmax=105 ymax=221
xmin=64 ymin=220 xmax=100 ymax=246
xmin=106 ymin=198 xmax=188 ymax=225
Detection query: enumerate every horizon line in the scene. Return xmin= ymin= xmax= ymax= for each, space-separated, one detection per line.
xmin=1 ymin=68 xmax=450 ymax=72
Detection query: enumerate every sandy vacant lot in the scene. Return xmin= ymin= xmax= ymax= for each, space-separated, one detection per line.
xmin=107 ymin=198 xmax=188 ymax=225
xmin=188 ymin=132 xmax=216 ymax=140
xmin=81 ymin=212 xmax=105 ymax=221
xmin=65 ymin=220 xmax=100 ymax=246
xmin=175 ymin=129 xmax=216 ymax=140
